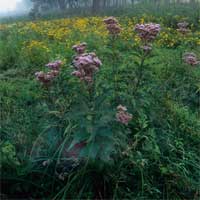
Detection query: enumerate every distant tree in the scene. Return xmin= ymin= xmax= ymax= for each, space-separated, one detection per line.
xmin=92 ymin=0 xmax=100 ymax=13
xmin=29 ymin=0 xmax=139 ymax=15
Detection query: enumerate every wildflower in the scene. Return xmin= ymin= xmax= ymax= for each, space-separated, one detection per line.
xmin=72 ymin=51 xmax=102 ymax=83
xmin=141 ymin=45 xmax=152 ymax=54
xmin=50 ymin=70 xmax=60 ymax=77
xmin=116 ymin=105 xmax=133 ymax=125
xmin=27 ymin=40 xmax=50 ymax=53
xmin=35 ymin=60 xmax=62 ymax=85
xmin=177 ymin=21 xmax=189 ymax=29
xmin=103 ymin=17 xmax=118 ymax=24
xmin=72 ymin=42 xmax=87 ymax=54
xmin=71 ymin=70 xmax=82 ymax=77
xmin=35 ymin=70 xmax=59 ymax=85
xmin=103 ymin=16 xmax=122 ymax=35
xmin=177 ymin=21 xmax=189 ymax=35
xmin=46 ymin=60 xmax=62 ymax=70
xmin=35 ymin=71 xmax=50 ymax=84
xmin=134 ymin=23 xmax=161 ymax=43
xmin=183 ymin=52 xmax=199 ymax=66
xmin=117 ymin=105 xmax=127 ymax=112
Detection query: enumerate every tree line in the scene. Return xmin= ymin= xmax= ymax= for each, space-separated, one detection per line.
xmin=27 ymin=0 xmax=199 ymax=17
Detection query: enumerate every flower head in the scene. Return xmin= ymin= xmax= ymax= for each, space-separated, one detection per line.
xmin=117 ymin=105 xmax=127 ymax=112
xmin=35 ymin=71 xmax=51 ymax=84
xmin=35 ymin=70 xmax=59 ymax=85
xmin=135 ymin=23 xmax=161 ymax=43
xmin=183 ymin=52 xmax=199 ymax=66
xmin=36 ymin=60 xmax=62 ymax=85
xmin=177 ymin=21 xmax=189 ymax=35
xmin=72 ymin=42 xmax=87 ymax=54
xmin=103 ymin=16 xmax=122 ymax=35
xmin=72 ymin=51 xmax=102 ymax=83
xmin=46 ymin=60 xmax=62 ymax=70
xmin=177 ymin=21 xmax=189 ymax=29
xmin=116 ymin=105 xmax=132 ymax=125
xmin=103 ymin=17 xmax=118 ymax=24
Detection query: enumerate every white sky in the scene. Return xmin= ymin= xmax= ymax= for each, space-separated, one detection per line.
xmin=0 ymin=0 xmax=21 ymax=13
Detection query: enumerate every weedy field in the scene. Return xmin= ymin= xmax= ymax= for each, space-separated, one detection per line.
xmin=0 ymin=6 xmax=200 ymax=200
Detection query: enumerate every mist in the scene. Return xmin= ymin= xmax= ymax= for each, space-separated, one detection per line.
xmin=0 ymin=0 xmax=32 ymax=17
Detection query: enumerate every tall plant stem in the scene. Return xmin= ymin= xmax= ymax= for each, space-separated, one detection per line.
xmin=87 ymin=75 xmax=96 ymax=138
xmin=133 ymin=54 xmax=146 ymax=96
xmin=110 ymin=35 xmax=120 ymax=105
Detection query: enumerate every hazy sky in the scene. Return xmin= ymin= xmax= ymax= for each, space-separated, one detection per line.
xmin=0 ymin=0 xmax=21 ymax=13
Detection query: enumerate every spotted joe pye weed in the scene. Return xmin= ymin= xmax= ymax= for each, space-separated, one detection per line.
xmin=34 ymin=17 xmax=199 ymax=161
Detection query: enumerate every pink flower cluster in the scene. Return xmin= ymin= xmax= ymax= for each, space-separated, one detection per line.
xmin=35 ymin=60 xmax=62 ymax=85
xmin=116 ymin=105 xmax=133 ymax=125
xmin=103 ymin=17 xmax=122 ymax=35
xmin=183 ymin=53 xmax=199 ymax=66
xmin=135 ymin=23 xmax=161 ymax=43
xmin=177 ymin=22 xmax=189 ymax=35
xmin=35 ymin=70 xmax=59 ymax=85
xmin=72 ymin=50 xmax=102 ymax=83
xmin=72 ymin=42 xmax=87 ymax=55
xmin=46 ymin=60 xmax=62 ymax=71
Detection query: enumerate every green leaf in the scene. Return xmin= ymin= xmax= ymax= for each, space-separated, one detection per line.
xmin=68 ymin=130 xmax=90 ymax=150
xmin=80 ymin=142 xmax=101 ymax=159
xmin=96 ymin=126 xmax=113 ymax=138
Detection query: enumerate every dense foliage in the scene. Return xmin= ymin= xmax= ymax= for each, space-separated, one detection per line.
xmin=0 ymin=3 xmax=200 ymax=200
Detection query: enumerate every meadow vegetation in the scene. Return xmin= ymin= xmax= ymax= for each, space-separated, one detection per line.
xmin=0 ymin=1 xmax=200 ymax=199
